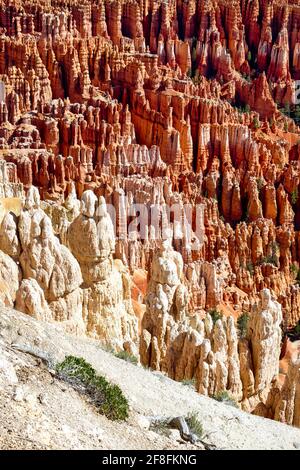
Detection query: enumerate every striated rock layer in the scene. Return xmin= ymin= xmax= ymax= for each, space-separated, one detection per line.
xmin=0 ymin=0 xmax=300 ymax=428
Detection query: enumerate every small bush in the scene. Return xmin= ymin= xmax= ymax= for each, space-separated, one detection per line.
xmin=260 ymin=254 xmax=278 ymax=266
xmin=237 ymin=312 xmax=249 ymax=339
xmin=150 ymin=414 xmax=204 ymax=441
xmin=56 ymin=356 xmax=129 ymax=421
xmin=246 ymin=262 xmax=254 ymax=275
xmin=260 ymin=243 xmax=279 ymax=267
xmin=253 ymin=116 xmax=260 ymax=129
xmin=114 ymin=350 xmax=138 ymax=365
xmin=213 ymin=391 xmax=238 ymax=408
xmin=208 ymin=308 xmax=223 ymax=325
xmin=186 ymin=413 xmax=203 ymax=439
xmin=150 ymin=420 xmax=171 ymax=438
xmin=291 ymin=188 xmax=299 ymax=205
xmin=287 ymin=321 xmax=300 ymax=341
xmin=295 ymin=322 xmax=300 ymax=335
xmin=181 ymin=378 xmax=196 ymax=388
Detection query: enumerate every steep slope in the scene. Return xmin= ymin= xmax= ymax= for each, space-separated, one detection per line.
xmin=0 ymin=307 xmax=300 ymax=451
xmin=1 ymin=0 xmax=300 ymax=433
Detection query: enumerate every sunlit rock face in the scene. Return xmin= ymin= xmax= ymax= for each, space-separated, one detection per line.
xmin=0 ymin=0 xmax=300 ymax=427
xmin=68 ymin=190 xmax=138 ymax=352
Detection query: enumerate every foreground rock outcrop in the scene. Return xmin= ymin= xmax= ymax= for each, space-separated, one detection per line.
xmin=1 ymin=307 xmax=300 ymax=450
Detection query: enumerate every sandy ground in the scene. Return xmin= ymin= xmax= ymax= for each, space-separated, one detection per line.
xmin=1 ymin=307 xmax=300 ymax=450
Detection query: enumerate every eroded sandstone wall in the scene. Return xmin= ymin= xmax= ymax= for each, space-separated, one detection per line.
xmin=0 ymin=0 xmax=299 ymax=427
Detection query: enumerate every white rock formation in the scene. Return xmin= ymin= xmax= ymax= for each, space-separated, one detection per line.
xmin=0 ymin=249 xmax=19 ymax=307
xmin=274 ymin=358 xmax=300 ymax=426
xmin=248 ymin=288 xmax=283 ymax=393
xmin=68 ymin=190 xmax=138 ymax=351
xmin=0 ymin=186 xmax=84 ymax=334
xmin=16 ymin=278 xmax=52 ymax=322
xmin=0 ymin=211 xmax=20 ymax=260
xmin=140 ymin=235 xmax=190 ymax=370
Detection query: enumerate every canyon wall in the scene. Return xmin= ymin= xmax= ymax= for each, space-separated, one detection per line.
xmin=0 ymin=0 xmax=300 ymax=427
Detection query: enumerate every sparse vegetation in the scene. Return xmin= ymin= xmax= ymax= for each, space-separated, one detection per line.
xmin=192 ymin=71 xmax=202 ymax=86
xmin=213 ymin=391 xmax=238 ymax=408
xmin=278 ymin=103 xmax=300 ymax=126
xmin=181 ymin=378 xmax=196 ymax=388
xmin=186 ymin=412 xmax=204 ymax=439
xmin=234 ymin=104 xmax=251 ymax=114
xmin=56 ymin=356 xmax=129 ymax=421
xmin=150 ymin=420 xmax=172 ymax=438
xmin=291 ymin=188 xmax=299 ymax=205
xmin=242 ymin=73 xmax=251 ymax=82
xmin=260 ymin=242 xmax=279 ymax=267
xmin=114 ymin=350 xmax=138 ymax=365
xmin=287 ymin=321 xmax=300 ymax=341
xmin=295 ymin=322 xmax=300 ymax=335
xmin=260 ymin=255 xmax=277 ymax=266
xmin=150 ymin=413 xmax=204 ymax=442
xmin=237 ymin=312 xmax=250 ymax=339
xmin=246 ymin=262 xmax=254 ymax=275
xmin=253 ymin=116 xmax=260 ymax=129
xmin=208 ymin=308 xmax=223 ymax=325
xmin=260 ymin=254 xmax=278 ymax=266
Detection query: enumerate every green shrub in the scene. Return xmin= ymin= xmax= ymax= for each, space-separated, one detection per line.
xmin=287 ymin=321 xmax=300 ymax=340
xmin=186 ymin=413 xmax=204 ymax=439
xmin=150 ymin=413 xmax=204 ymax=441
xmin=260 ymin=242 xmax=279 ymax=267
xmin=253 ymin=116 xmax=260 ymax=129
xmin=284 ymin=103 xmax=291 ymax=115
xmin=237 ymin=312 xmax=249 ymax=339
xmin=291 ymin=188 xmax=299 ymax=205
xmin=260 ymin=254 xmax=278 ymax=266
xmin=114 ymin=350 xmax=138 ymax=365
xmin=208 ymin=308 xmax=223 ymax=325
xmin=181 ymin=378 xmax=196 ymax=388
xmin=213 ymin=391 xmax=238 ymax=408
xmin=290 ymin=264 xmax=298 ymax=277
xmin=56 ymin=356 xmax=129 ymax=421
xmin=295 ymin=322 xmax=300 ymax=335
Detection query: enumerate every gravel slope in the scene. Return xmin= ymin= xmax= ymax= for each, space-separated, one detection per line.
xmin=1 ymin=307 xmax=300 ymax=450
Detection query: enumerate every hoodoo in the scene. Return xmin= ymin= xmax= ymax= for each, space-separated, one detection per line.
xmin=0 ymin=0 xmax=300 ymax=452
